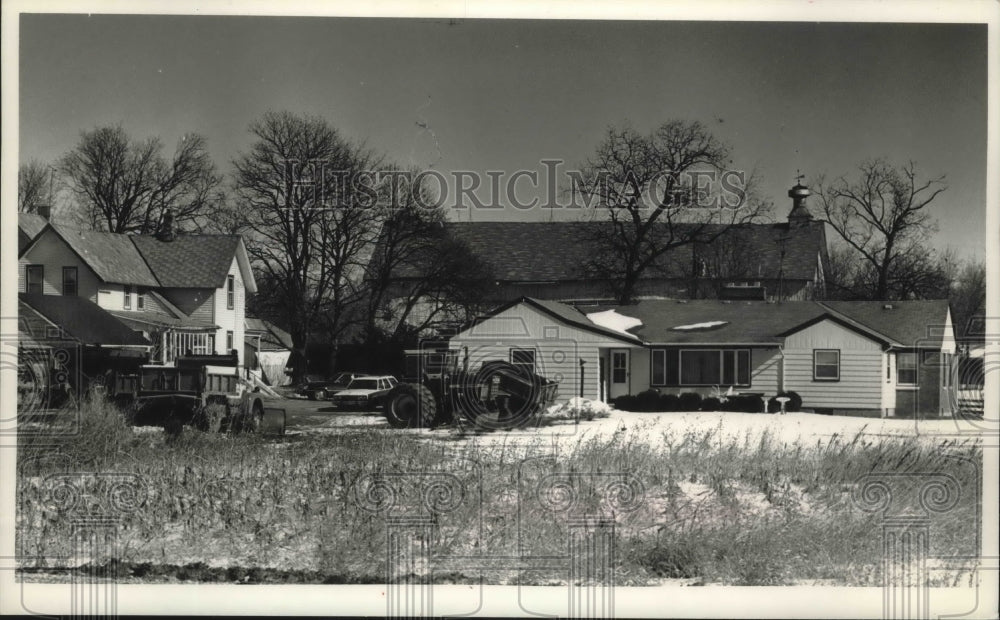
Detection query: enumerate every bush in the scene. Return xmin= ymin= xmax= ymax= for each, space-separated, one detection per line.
xmin=677 ymin=392 xmax=702 ymax=411
xmin=767 ymin=391 xmax=802 ymax=413
xmin=701 ymin=397 xmax=723 ymax=411
xmin=636 ymin=389 xmax=661 ymax=412
xmin=657 ymin=393 xmax=679 ymax=412
xmin=612 ymin=395 xmax=639 ymax=412
xmin=724 ymin=395 xmax=765 ymax=413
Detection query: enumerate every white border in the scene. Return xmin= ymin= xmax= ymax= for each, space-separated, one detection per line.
xmin=2 ymin=1 xmax=997 ymax=617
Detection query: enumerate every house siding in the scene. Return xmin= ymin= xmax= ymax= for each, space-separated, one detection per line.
xmin=19 ymin=229 xmax=102 ymax=302
xmin=783 ymin=319 xmax=884 ymax=410
xmin=211 ymin=258 xmax=246 ymax=363
xmin=450 ymin=304 xmax=640 ymax=403
xmin=159 ymin=289 xmax=215 ymax=323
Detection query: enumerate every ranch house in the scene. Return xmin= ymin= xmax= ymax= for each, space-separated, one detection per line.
xmin=450 ymin=297 xmax=957 ymax=417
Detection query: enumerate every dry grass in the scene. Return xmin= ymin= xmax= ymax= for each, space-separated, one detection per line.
xmin=16 ymin=396 xmax=982 ymax=586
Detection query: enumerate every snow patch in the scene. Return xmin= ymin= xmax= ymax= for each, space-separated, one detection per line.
xmin=671 ymin=320 xmax=728 ymax=331
xmin=586 ymin=309 xmax=642 ymax=336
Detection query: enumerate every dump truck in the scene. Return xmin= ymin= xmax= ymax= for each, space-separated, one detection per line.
xmin=111 ymin=352 xmax=284 ymax=435
xmin=383 ymin=347 xmax=559 ymax=429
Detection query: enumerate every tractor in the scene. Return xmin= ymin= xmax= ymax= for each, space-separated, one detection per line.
xmin=382 ymin=347 xmax=559 ymax=429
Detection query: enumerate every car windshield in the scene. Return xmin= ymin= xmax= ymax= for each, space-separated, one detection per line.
xmin=348 ymin=378 xmax=380 ymax=390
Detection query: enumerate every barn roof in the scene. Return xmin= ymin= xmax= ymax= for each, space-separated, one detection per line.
xmin=382 ymin=220 xmax=827 ymax=283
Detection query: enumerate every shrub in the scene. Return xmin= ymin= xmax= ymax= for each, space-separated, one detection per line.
xmin=657 ymin=393 xmax=679 ymax=412
xmin=636 ymin=389 xmax=661 ymax=412
xmin=700 ymin=397 xmax=722 ymax=411
xmin=612 ymin=395 xmax=638 ymax=412
xmin=677 ymin=392 xmax=702 ymax=411
xmin=725 ymin=395 xmax=765 ymax=413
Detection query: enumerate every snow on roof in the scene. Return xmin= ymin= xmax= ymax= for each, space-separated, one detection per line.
xmin=585 ymin=309 xmax=643 ymax=336
xmin=671 ymin=320 xmax=729 ymax=331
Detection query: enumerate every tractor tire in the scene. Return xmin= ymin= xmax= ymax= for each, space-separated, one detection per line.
xmin=384 ymin=383 xmax=437 ymax=429
xmin=240 ymin=399 xmax=265 ymax=433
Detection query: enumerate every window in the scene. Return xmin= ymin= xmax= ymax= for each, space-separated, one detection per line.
xmin=681 ymin=350 xmax=721 ymax=385
xmin=124 ymin=285 xmax=132 ymax=309
xmin=897 ymin=352 xmax=918 ymax=385
xmin=227 ymin=275 xmax=235 ymax=309
xmin=813 ymin=350 xmax=840 ymax=381
xmin=25 ymin=265 xmax=44 ymax=294
xmin=653 ymin=349 xmax=749 ymax=386
xmin=678 ymin=349 xmax=751 ymax=387
xmin=137 ymin=288 xmax=145 ymax=310
xmin=511 ymin=348 xmax=536 ymax=375
xmin=611 ymin=351 xmax=628 ymax=383
xmin=651 ymin=350 xmax=667 ymax=385
xmin=61 ymin=267 xmax=78 ymax=296
xmin=226 ymin=330 xmax=234 ymax=352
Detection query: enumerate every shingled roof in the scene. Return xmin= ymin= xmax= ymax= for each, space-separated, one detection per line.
xmin=19 ymin=293 xmax=149 ymax=346
xmin=51 ymin=223 xmax=160 ymax=286
xmin=385 ymin=220 xmax=826 ymax=283
xmin=821 ymin=300 xmax=952 ymax=349
xmin=27 ymin=223 xmax=249 ymax=290
xmin=131 ymin=235 xmax=242 ymax=288
xmin=18 ymin=213 xmax=48 ymax=253
xmin=525 ymin=298 xmax=951 ymax=348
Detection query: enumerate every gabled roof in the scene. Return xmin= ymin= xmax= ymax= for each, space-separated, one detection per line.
xmin=820 ymin=300 xmax=952 ymax=349
xmin=19 ymin=294 xmax=149 ymax=347
xmin=47 ymin=223 xmax=160 ymax=286
xmin=464 ymin=297 xmax=642 ymax=344
xmin=131 ymin=234 xmax=245 ymax=289
xmin=245 ymin=317 xmax=294 ymax=350
xmin=481 ymin=298 xmax=951 ymax=349
xmin=23 ymin=223 xmax=255 ymax=292
xmin=18 ymin=213 xmax=48 ymax=253
xmin=385 ymin=220 xmax=827 ymax=283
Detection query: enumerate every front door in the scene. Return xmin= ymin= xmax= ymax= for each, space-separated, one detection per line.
xmin=609 ymin=349 xmax=630 ymax=399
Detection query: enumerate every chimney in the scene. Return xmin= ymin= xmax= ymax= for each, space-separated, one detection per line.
xmin=787 ymin=175 xmax=814 ymax=226
xmin=156 ymin=208 xmax=176 ymax=241
xmin=36 ymin=205 xmax=51 ymax=220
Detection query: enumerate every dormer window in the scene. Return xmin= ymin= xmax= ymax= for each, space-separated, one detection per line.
xmin=227 ymin=275 xmax=235 ymax=309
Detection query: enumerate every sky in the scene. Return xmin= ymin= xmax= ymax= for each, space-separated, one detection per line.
xmin=18 ymin=15 xmax=989 ymax=259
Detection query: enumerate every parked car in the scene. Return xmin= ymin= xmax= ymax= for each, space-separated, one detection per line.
xmin=300 ymin=372 xmax=368 ymax=401
xmin=330 ymin=376 xmax=399 ymax=411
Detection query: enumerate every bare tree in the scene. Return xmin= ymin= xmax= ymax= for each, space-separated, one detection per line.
xmin=363 ymin=171 xmax=494 ymax=342
xmin=816 ymin=159 xmax=946 ymax=300
xmin=18 ymin=160 xmax=54 ymax=213
xmin=232 ymin=111 xmax=383 ymax=380
xmin=59 ymin=125 xmax=224 ymax=233
xmin=575 ymin=121 xmax=768 ymax=303
xmin=822 ymin=243 xmax=866 ymax=300
xmin=949 ymin=258 xmax=986 ymax=340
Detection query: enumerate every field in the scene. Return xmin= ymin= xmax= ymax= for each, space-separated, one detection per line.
xmin=15 ymin=395 xmax=982 ymax=586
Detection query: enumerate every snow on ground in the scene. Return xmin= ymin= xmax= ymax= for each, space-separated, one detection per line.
xmin=438 ymin=410 xmax=976 ymax=452
xmin=585 ymin=309 xmax=642 ymax=337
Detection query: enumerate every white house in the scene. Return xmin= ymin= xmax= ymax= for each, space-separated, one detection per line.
xmin=452 ymin=297 xmax=957 ymax=417
xmin=18 ymin=213 xmax=257 ymax=368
